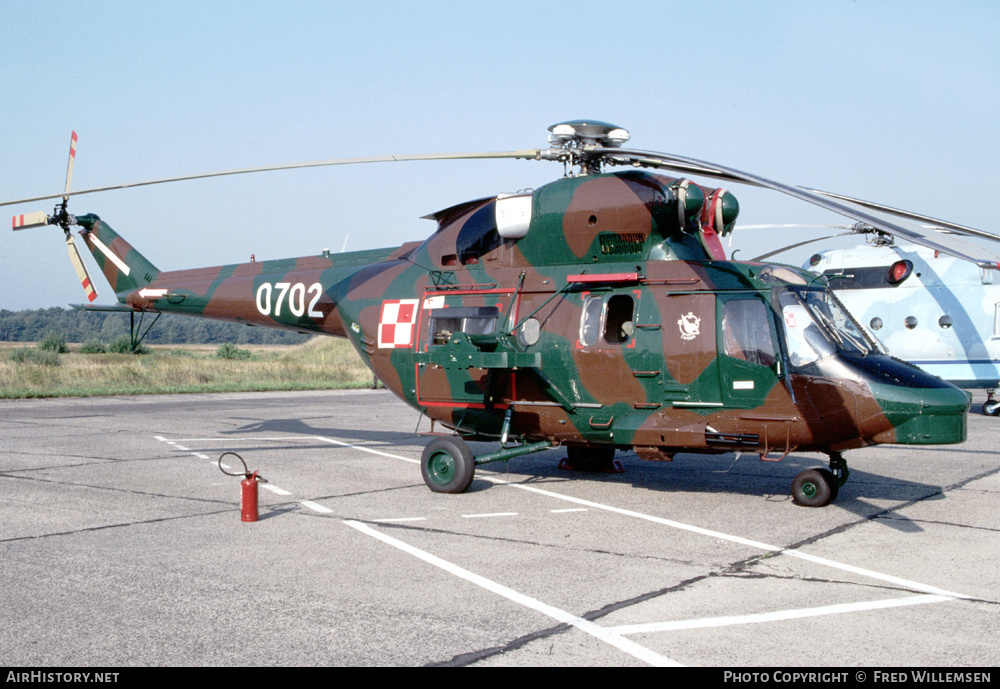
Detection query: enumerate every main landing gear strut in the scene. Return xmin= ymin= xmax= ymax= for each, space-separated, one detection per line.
xmin=791 ymin=452 xmax=850 ymax=507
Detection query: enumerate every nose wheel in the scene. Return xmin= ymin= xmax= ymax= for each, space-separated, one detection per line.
xmin=983 ymin=390 xmax=1000 ymax=416
xmin=792 ymin=453 xmax=849 ymax=507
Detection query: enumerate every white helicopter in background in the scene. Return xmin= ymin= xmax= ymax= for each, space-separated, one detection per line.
xmin=745 ymin=191 xmax=1000 ymax=416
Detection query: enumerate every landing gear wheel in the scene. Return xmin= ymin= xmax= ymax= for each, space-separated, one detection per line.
xmin=421 ymin=437 xmax=475 ymax=494
xmin=983 ymin=400 xmax=1000 ymax=416
xmin=564 ymin=446 xmax=617 ymax=472
xmin=816 ymin=468 xmax=840 ymax=502
xmin=792 ymin=468 xmax=835 ymax=507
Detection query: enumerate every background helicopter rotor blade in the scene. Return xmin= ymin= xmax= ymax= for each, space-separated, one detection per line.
xmin=749 ymin=232 xmax=856 ymax=261
xmin=602 ymin=146 xmax=1000 ymax=269
xmin=0 ymin=149 xmax=541 ymax=209
xmin=800 ymin=187 xmax=1000 ymax=243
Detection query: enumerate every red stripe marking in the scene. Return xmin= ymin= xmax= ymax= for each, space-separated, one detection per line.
xmin=567 ymin=272 xmax=639 ymax=284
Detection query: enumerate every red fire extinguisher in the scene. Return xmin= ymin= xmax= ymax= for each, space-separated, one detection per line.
xmin=241 ymin=471 xmax=260 ymax=522
xmin=219 ymin=452 xmax=266 ymax=522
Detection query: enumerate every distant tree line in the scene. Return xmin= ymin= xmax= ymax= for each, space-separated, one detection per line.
xmin=0 ymin=307 xmax=309 ymax=345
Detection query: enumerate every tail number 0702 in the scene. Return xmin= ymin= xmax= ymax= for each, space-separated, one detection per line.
xmin=256 ymin=282 xmax=324 ymax=318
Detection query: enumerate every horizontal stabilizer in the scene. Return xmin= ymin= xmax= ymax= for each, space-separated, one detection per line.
xmin=12 ymin=212 xmax=50 ymax=230
xmin=70 ymin=303 xmax=137 ymax=312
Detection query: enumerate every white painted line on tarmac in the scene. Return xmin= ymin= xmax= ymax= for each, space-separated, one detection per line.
xmin=313 ymin=436 xmax=418 ymax=463
xmin=606 ymin=595 xmax=953 ymax=635
xmin=373 ymin=517 xmax=427 ymax=523
xmin=343 ymin=519 xmax=682 ymax=667
xmin=262 ymin=484 xmax=292 ymax=496
xmin=154 ymin=433 xmax=971 ymax=600
xmin=300 ymin=500 xmax=333 ymax=514
xmin=551 ymin=508 xmax=588 ymax=513
xmin=462 ymin=512 xmax=518 ymax=519
xmin=482 ymin=476 xmax=972 ymax=600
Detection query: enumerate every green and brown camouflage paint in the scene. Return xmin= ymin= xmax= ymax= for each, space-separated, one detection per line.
xmin=73 ymin=168 xmax=969 ymax=463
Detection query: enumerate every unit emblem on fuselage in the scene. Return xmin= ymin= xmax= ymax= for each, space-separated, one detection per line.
xmin=678 ymin=312 xmax=701 ymax=341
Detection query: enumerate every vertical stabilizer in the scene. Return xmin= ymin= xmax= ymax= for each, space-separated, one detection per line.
xmin=76 ymin=214 xmax=159 ymax=294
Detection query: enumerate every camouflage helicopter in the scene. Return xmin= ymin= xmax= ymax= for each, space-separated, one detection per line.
xmin=6 ymin=121 xmax=973 ymax=507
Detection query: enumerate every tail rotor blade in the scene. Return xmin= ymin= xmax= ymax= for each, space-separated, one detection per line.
xmin=12 ymin=211 xmax=51 ymax=230
xmin=65 ymin=234 xmax=98 ymax=302
xmin=63 ymin=131 xmax=78 ymax=202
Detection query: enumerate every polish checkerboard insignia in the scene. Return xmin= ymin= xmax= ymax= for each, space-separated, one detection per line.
xmin=378 ymin=299 xmax=420 ymax=348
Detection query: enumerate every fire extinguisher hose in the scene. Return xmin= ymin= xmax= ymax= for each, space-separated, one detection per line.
xmin=217 ymin=452 xmax=267 ymax=483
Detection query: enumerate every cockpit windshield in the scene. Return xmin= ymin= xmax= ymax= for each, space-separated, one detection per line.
xmin=778 ymin=288 xmax=875 ymax=367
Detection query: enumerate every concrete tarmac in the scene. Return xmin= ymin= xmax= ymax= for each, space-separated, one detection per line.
xmin=1 ymin=389 xmax=997 ymax=667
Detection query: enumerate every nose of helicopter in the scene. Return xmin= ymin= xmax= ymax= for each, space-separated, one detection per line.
xmin=860 ymin=357 xmax=971 ymax=445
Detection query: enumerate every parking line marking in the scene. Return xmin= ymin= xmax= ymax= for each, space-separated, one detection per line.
xmin=300 ymin=500 xmax=333 ymax=514
xmin=153 ymin=433 xmax=971 ymax=601
xmin=313 ymin=436 xmax=418 ymax=463
xmin=262 ymin=484 xmax=292 ymax=496
xmin=606 ymin=595 xmax=952 ymax=635
xmin=374 ymin=517 xmax=427 ymax=523
xmin=462 ymin=512 xmax=518 ymax=519
xmin=551 ymin=508 xmax=588 ymax=513
xmin=344 ymin=519 xmax=681 ymax=667
xmin=483 ymin=477 xmax=972 ymax=600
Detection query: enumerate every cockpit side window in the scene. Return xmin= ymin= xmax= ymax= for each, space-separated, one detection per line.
xmin=722 ymin=298 xmax=776 ymax=367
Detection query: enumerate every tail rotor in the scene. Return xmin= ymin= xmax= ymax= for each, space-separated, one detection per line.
xmin=10 ymin=131 xmax=98 ymax=302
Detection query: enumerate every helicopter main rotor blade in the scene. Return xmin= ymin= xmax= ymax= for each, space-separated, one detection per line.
xmin=603 ymin=147 xmax=1000 ymax=269
xmin=0 ymin=149 xmax=541 ymax=209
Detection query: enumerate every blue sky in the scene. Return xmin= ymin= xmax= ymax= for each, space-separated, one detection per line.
xmin=3 ymin=0 xmax=998 ymax=309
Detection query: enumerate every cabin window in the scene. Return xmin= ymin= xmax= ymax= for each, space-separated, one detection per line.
xmin=580 ymin=295 xmax=603 ymax=346
xmin=722 ymin=299 xmax=775 ymax=367
xmin=579 ymin=293 xmax=635 ymax=346
xmin=604 ymin=294 xmax=635 ymax=344
xmin=428 ymin=306 xmax=499 ymax=345
xmin=456 ymin=205 xmax=502 ymax=265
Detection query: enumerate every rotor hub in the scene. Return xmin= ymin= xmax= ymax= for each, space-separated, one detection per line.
xmin=544 ymin=120 xmax=631 ymax=175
